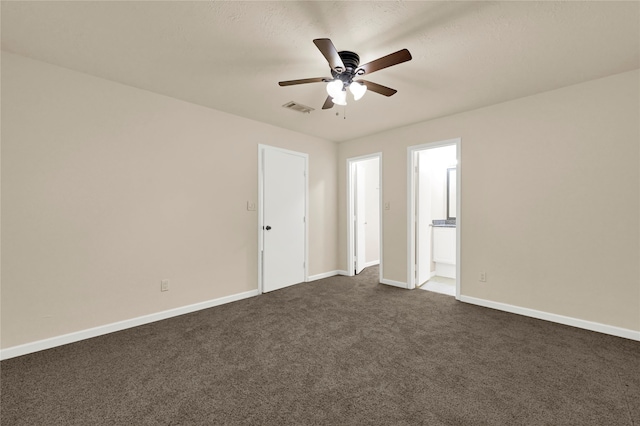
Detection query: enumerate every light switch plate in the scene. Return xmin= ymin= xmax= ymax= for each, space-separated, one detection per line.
xmin=247 ymin=201 xmax=256 ymax=211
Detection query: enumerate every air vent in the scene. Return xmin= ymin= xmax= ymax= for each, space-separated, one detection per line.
xmin=282 ymin=101 xmax=314 ymax=114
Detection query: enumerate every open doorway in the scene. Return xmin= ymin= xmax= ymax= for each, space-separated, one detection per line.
xmin=407 ymin=139 xmax=460 ymax=298
xmin=347 ymin=153 xmax=382 ymax=279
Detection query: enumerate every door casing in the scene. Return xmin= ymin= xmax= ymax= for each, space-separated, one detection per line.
xmin=354 ymin=163 xmax=367 ymax=274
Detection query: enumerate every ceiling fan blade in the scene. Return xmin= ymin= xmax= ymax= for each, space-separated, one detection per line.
xmin=357 ymin=80 xmax=398 ymax=97
xmin=279 ymin=77 xmax=328 ymax=86
xmin=358 ymin=49 xmax=412 ymax=75
xmin=313 ymin=38 xmax=346 ymax=72
xmin=322 ymin=96 xmax=334 ymax=110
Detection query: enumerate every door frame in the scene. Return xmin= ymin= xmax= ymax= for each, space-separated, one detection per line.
xmin=346 ymin=152 xmax=383 ymax=281
xmin=258 ymin=144 xmax=309 ymax=294
xmin=407 ymin=138 xmax=461 ymax=298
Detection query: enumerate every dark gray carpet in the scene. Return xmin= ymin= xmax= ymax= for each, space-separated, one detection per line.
xmin=2 ymin=266 xmax=639 ymax=425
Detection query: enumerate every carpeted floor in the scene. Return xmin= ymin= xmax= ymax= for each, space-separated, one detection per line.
xmin=2 ymin=266 xmax=639 ymax=425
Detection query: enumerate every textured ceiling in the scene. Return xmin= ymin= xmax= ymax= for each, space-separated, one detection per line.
xmin=2 ymin=1 xmax=639 ymax=142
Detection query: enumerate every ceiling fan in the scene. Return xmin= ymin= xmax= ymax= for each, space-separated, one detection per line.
xmin=279 ymin=38 xmax=412 ymax=110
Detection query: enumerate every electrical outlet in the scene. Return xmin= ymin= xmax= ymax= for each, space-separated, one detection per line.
xmin=479 ymin=272 xmax=487 ymax=282
xmin=161 ymin=279 xmax=169 ymax=292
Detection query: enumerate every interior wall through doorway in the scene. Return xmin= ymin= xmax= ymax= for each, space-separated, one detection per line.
xmin=347 ymin=153 xmax=382 ymax=279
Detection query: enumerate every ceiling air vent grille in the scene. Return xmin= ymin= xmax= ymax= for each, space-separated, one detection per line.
xmin=282 ymin=101 xmax=314 ymax=114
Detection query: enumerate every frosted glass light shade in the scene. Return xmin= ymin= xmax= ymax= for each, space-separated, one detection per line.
xmin=331 ymin=90 xmax=347 ymax=106
xmin=349 ymin=82 xmax=367 ymax=101
xmin=326 ymin=80 xmax=344 ymax=98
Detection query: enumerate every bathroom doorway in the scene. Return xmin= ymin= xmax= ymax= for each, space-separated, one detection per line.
xmin=347 ymin=153 xmax=382 ymax=279
xmin=407 ymin=139 xmax=460 ymax=298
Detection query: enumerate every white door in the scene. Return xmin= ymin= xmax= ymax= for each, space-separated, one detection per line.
xmin=262 ymin=147 xmax=306 ymax=292
xmin=354 ymin=163 xmax=366 ymax=275
xmin=416 ymin=151 xmax=431 ymax=285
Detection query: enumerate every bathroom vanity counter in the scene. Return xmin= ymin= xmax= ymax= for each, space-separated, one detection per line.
xmin=431 ymin=219 xmax=456 ymax=228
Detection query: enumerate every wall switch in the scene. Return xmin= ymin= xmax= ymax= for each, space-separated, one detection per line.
xmin=479 ymin=272 xmax=487 ymax=282
xmin=247 ymin=201 xmax=256 ymax=211
xmin=384 ymin=202 xmax=391 ymax=210
xmin=161 ymin=279 xmax=169 ymax=292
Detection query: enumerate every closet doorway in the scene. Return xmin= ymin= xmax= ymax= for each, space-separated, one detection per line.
xmin=347 ymin=153 xmax=382 ymax=279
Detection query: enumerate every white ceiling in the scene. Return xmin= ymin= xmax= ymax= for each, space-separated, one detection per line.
xmin=2 ymin=1 xmax=638 ymax=142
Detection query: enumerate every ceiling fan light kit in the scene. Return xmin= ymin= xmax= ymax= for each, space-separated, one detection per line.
xmin=279 ymin=38 xmax=412 ymax=110
xmin=349 ymin=81 xmax=367 ymax=101
xmin=326 ymin=79 xmax=345 ymax=98
xmin=331 ymin=90 xmax=348 ymax=106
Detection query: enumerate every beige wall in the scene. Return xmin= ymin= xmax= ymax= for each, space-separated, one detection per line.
xmin=338 ymin=70 xmax=640 ymax=331
xmin=2 ymin=50 xmax=638 ymax=350
xmin=1 ymin=52 xmax=338 ymax=349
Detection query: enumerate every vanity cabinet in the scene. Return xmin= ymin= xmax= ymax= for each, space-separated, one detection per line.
xmin=433 ymin=226 xmax=456 ymax=278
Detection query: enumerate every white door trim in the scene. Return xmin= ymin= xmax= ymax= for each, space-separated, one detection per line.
xmin=407 ymin=138 xmax=461 ymax=298
xmin=354 ymin=164 xmax=367 ymax=275
xmin=346 ymin=153 xmax=383 ymax=282
xmin=258 ymin=144 xmax=309 ymax=294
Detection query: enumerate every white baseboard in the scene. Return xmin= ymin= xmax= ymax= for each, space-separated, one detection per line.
xmin=0 ymin=289 xmax=259 ymax=361
xmin=364 ymin=260 xmax=380 ymax=268
xmin=459 ymin=295 xmax=640 ymax=341
xmin=8 ymin=287 xmax=633 ymax=361
xmin=307 ymin=270 xmax=349 ymax=281
xmin=380 ymin=278 xmax=408 ymax=289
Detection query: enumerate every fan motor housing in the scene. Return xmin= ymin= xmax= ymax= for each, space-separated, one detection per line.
xmin=332 ymin=51 xmax=361 ymax=84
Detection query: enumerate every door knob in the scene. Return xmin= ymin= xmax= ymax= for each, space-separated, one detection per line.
xmin=265 ymin=225 xmax=272 ymax=230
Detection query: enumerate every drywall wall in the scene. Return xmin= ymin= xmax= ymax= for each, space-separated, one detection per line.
xmin=1 ymin=52 xmax=338 ymax=349
xmin=338 ymin=69 xmax=640 ymax=331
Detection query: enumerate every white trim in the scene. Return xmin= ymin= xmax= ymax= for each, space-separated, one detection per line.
xmin=258 ymin=145 xmax=265 ymax=293
xmin=257 ymin=144 xmax=309 ymax=294
xmin=364 ymin=260 xmax=380 ymax=268
xmin=455 ymin=143 xmax=461 ymax=300
xmin=407 ymin=138 xmax=461 ymax=297
xmin=346 ymin=153 xmax=383 ymax=282
xmin=459 ymin=295 xmax=640 ymax=341
xmin=0 ymin=289 xmax=259 ymax=361
xmin=304 ymin=154 xmax=310 ymax=284
xmin=380 ymin=278 xmax=407 ymax=289
xmin=307 ymin=270 xmax=349 ymax=281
